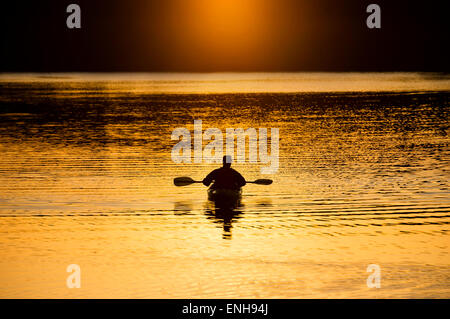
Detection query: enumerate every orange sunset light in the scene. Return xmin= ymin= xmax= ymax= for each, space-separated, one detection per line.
xmin=155 ymin=0 xmax=311 ymax=69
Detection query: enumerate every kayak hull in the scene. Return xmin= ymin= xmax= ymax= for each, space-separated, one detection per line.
xmin=207 ymin=188 xmax=242 ymax=207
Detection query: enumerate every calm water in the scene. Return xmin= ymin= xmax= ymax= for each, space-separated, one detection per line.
xmin=0 ymin=73 xmax=449 ymax=298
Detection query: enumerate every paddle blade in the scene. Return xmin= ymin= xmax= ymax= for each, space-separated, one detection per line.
xmin=252 ymin=179 xmax=273 ymax=185
xmin=174 ymin=176 xmax=197 ymax=186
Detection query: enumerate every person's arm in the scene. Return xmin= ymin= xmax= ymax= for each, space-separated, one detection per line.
xmin=235 ymin=171 xmax=246 ymax=187
xmin=202 ymin=170 xmax=216 ymax=186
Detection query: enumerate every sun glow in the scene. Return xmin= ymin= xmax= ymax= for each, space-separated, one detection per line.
xmin=161 ymin=0 xmax=294 ymax=69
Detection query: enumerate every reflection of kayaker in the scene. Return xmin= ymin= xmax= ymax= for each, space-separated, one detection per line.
xmin=204 ymin=203 xmax=244 ymax=240
xmin=202 ymin=155 xmax=246 ymax=190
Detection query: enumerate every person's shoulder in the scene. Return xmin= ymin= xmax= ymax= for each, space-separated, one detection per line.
xmin=230 ymin=168 xmax=243 ymax=175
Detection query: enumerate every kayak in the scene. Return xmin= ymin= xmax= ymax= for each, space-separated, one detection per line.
xmin=207 ymin=188 xmax=242 ymax=207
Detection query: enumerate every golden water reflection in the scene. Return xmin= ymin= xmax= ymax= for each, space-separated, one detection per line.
xmin=0 ymin=75 xmax=449 ymax=298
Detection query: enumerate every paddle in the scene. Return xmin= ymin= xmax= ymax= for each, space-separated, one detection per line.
xmin=173 ymin=177 xmax=203 ymax=186
xmin=174 ymin=176 xmax=273 ymax=186
xmin=249 ymin=179 xmax=273 ymax=185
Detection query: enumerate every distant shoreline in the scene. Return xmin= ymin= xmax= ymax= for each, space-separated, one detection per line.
xmin=1 ymin=72 xmax=449 ymax=94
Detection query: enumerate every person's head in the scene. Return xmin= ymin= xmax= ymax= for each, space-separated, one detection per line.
xmin=223 ymin=155 xmax=232 ymax=168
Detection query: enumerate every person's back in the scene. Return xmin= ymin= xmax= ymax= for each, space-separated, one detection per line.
xmin=203 ymin=156 xmax=246 ymax=190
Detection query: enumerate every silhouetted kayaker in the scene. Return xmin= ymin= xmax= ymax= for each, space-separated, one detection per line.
xmin=203 ymin=155 xmax=246 ymax=190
